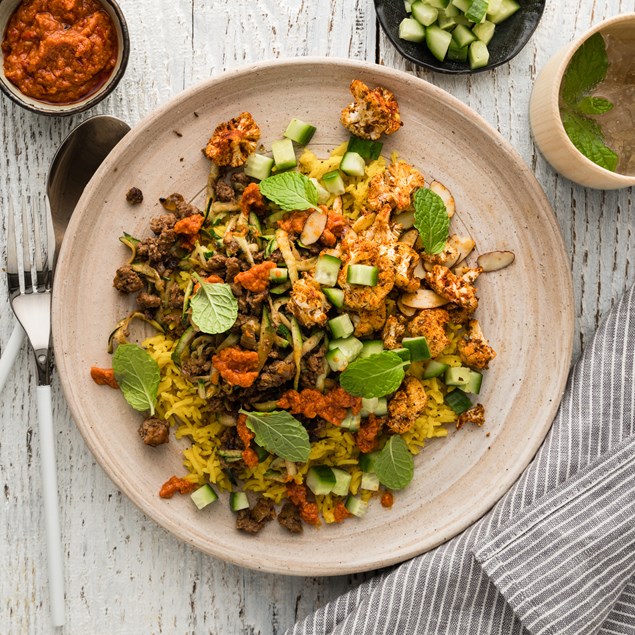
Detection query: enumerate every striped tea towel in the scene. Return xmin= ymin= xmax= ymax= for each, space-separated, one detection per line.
xmin=288 ymin=285 xmax=635 ymax=635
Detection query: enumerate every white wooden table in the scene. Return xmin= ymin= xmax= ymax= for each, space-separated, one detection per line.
xmin=1 ymin=1 xmax=633 ymax=632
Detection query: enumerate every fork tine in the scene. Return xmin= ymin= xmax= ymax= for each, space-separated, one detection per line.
xmin=32 ymin=207 xmax=51 ymax=289
xmin=21 ymin=205 xmax=34 ymax=292
xmin=6 ymin=205 xmax=18 ymax=275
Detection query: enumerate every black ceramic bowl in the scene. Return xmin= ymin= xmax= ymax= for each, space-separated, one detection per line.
xmin=0 ymin=0 xmax=129 ymax=115
xmin=375 ymin=0 xmax=546 ymax=74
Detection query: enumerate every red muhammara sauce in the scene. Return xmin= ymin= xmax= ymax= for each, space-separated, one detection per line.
xmin=2 ymin=0 xmax=118 ymax=104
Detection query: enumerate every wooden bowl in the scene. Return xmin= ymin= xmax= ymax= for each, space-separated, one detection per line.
xmin=52 ymin=58 xmax=574 ymax=575
xmin=530 ymin=13 xmax=635 ymax=189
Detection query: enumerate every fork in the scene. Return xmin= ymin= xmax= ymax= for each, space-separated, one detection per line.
xmin=6 ymin=202 xmax=65 ymax=627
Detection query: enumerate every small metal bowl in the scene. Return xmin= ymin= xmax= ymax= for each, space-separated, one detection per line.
xmin=0 ymin=0 xmax=129 ymax=116
xmin=375 ymin=0 xmax=546 ymax=74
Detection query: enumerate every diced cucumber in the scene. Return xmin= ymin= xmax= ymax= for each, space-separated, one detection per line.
xmin=190 ymin=484 xmax=218 ymax=510
xmin=360 ymin=340 xmax=384 ymax=359
xmin=472 ymin=20 xmax=495 ymax=44
xmin=452 ymin=23 xmax=477 ymax=47
xmin=314 ymin=254 xmax=342 ymax=287
xmin=348 ymin=136 xmax=384 ymax=161
xmin=452 ymin=0 xmax=471 ymax=12
xmin=487 ymin=0 xmax=502 ymax=13
xmin=347 ymin=264 xmax=378 ymax=286
xmin=326 ymin=348 xmax=348 ymax=372
xmin=310 ymin=177 xmax=330 ymax=204
xmin=331 ymin=468 xmax=353 ymax=496
xmin=405 ymin=0 xmax=413 ymax=12
xmin=411 ymin=1 xmax=438 ymax=26
xmin=284 ymin=118 xmax=316 ymax=145
xmin=345 ymin=495 xmax=369 ymax=517
xmin=441 ymin=2 xmax=460 ymax=16
xmin=465 ymin=0 xmax=489 ymax=22
xmin=399 ymin=17 xmax=426 ymax=43
xmin=340 ymin=152 xmax=366 ymax=177
xmin=360 ymin=397 xmax=388 ymax=417
xmin=269 ymin=267 xmax=288 ymax=282
xmin=425 ymin=0 xmax=450 ymax=8
xmin=447 ymin=40 xmax=469 ymax=62
xmin=322 ymin=170 xmax=346 ymax=195
xmin=422 ymin=360 xmax=450 ymax=379
xmin=438 ymin=15 xmax=457 ymax=30
xmin=229 ymin=491 xmax=249 ymax=512
xmin=445 ymin=366 xmax=472 ymax=386
xmin=271 ymin=138 xmax=296 ymax=170
xmin=453 ymin=13 xmax=473 ymax=25
xmin=359 ymin=451 xmax=380 ymax=473
xmin=171 ymin=325 xmax=196 ymax=366
xmin=244 ymin=153 xmax=274 ymax=180
xmin=392 ymin=348 xmax=411 ymax=364
xmin=323 ymin=287 xmax=344 ymax=308
xmin=402 ymin=336 xmax=432 ymax=362
xmin=425 ymin=25 xmax=453 ymax=61
xmin=445 ymin=387 xmax=472 ymax=414
xmin=361 ymin=472 xmax=380 ymax=491
xmin=217 ymin=449 xmax=243 ymax=462
xmin=487 ymin=0 xmax=519 ymax=23
xmin=328 ymin=336 xmax=363 ymax=362
xmin=464 ymin=370 xmax=483 ymax=394
xmin=339 ymin=411 xmax=361 ymax=431
xmin=328 ymin=314 xmax=355 ymax=339
xmin=306 ymin=466 xmax=336 ymax=495
xmin=469 ymin=40 xmax=490 ymax=69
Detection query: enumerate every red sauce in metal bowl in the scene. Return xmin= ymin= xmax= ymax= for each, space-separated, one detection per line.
xmin=1 ymin=0 xmax=118 ymax=104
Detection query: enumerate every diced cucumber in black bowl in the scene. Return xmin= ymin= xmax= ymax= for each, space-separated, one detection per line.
xmin=375 ymin=0 xmax=545 ymax=74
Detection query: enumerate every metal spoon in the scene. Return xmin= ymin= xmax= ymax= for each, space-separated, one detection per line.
xmin=0 ymin=115 xmax=130 ymax=393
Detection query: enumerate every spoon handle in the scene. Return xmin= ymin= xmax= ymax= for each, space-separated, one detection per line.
xmin=36 ymin=385 xmax=65 ymax=626
xmin=0 ymin=323 xmax=25 ymax=393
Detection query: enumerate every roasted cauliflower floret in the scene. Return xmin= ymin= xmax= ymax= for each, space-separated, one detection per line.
xmin=203 ymin=112 xmax=260 ymax=167
xmin=367 ymin=161 xmax=425 ymax=211
xmin=456 ymin=403 xmax=485 ymax=430
xmin=288 ymin=276 xmax=331 ymax=328
xmin=340 ymin=80 xmax=402 ymax=141
xmin=393 ymin=242 xmax=420 ymax=293
xmin=458 ymin=319 xmax=497 ymax=370
xmin=382 ymin=314 xmax=407 ymax=349
xmin=352 ymin=303 xmax=387 ymax=338
xmin=387 ymin=376 xmax=427 ymax=433
xmin=408 ymin=308 xmax=451 ymax=358
xmin=424 ymin=265 xmax=480 ymax=313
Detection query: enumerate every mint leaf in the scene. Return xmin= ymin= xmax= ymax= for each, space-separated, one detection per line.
xmin=561 ymin=33 xmax=609 ymax=105
xmin=241 ymin=409 xmax=310 ymax=463
xmin=259 ymin=172 xmax=318 ymax=211
xmin=339 ymin=352 xmax=407 ymax=399
xmin=562 ymin=110 xmax=618 ymax=172
xmin=375 ymin=435 xmax=414 ymax=490
xmin=190 ymin=275 xmax=238 ymax=334
xmin=413 ymin=187 xmax=449 ymax=255
xmin=577 ymin=96 xmax=614 ymax=115
xmin=113 ymin=344 xmax=160 ymax=415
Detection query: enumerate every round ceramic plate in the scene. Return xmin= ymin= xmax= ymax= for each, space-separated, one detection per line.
xmin=52 ymin=58 xmax=573 ymax=575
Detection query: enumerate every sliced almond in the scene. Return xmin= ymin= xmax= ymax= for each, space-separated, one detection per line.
xmin=300 ymin=208 xmax=328 ymax=245
xmin=352 ymin=212 xmax=376 ymax=233
xmin=398 ymin=228 xmax=419 ymax=247
xmin=397 ymin=297 xmax=416 ymax=316
xmin=414 ymin=259 xmax=427 ymax=278
xmin=401 ymin=289 xmax=449 ymax=309
xmin=477 ymin=250 xmax=516 ymax=272
xmin=430 ymin=181 xmax=456 ymax=218
xmin=393 ymin=209 xmax=415 ymax=229
xmin=448 ymin=235 xmax=476 ymax=268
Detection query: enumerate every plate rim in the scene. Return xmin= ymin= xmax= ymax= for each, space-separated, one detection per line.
xmin=52 ymin=56 xmax=574 ymax=575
